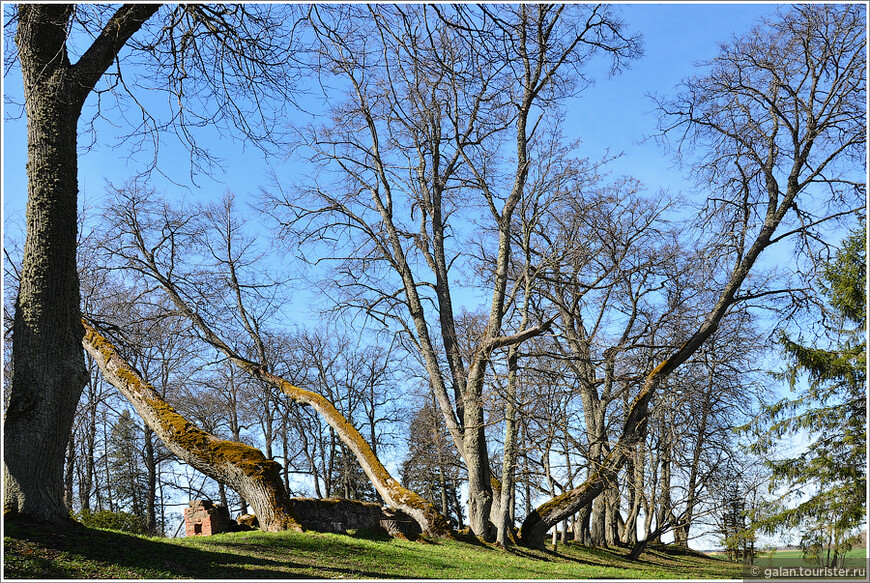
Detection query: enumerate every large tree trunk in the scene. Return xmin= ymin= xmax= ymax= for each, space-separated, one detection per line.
xmin=82 ymin=321 xmax=302 ymax=532
xmin=589 ymin=489 xmax=607 ymax=546
xmin=3 ymin=3 xmax=158 ymax=525
xmin=4 ymin=5 xmax=88 ymax=523
xmin=575 ymin=505 xmax=592 ymax=546
xmin=604 ymin=480 xmax=622 ymax=547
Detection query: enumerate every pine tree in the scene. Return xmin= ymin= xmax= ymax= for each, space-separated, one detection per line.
xmin=107 ymin=410 xmax=148 ymax=518
xmin=748 ymin=224 xmax=866 ymax=566
xmin=401 ymin=398 xmax=465 ymax=528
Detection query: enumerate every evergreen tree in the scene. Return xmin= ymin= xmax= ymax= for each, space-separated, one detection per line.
xmin=107 ymin=410 xmax=148 ymax=518
xmin=401 ymin=398 xmax=465 ymax=528
xmin=331 ymin=445 xmax=378 ymax=502
xmin=747 ymin=224 xmax=866 ymax=566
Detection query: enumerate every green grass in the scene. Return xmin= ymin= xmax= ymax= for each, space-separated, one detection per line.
xmin=4 ymin=518 xmax=742 ymax=579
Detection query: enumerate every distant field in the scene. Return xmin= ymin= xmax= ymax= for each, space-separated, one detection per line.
xmin=751 ymin=546 xmax=867 ymax=569
xmin=757 ymin=547 xmax=866 ymax=558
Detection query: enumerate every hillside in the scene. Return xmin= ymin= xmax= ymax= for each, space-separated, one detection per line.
xmin=4 ymin=518 xmax=740 ymax=579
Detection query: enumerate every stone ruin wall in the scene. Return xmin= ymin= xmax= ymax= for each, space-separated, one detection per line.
xmin=183 ymin=497 xmax=421 ymax=540
xmin=289 ymin=497 xmax=422 ymax=539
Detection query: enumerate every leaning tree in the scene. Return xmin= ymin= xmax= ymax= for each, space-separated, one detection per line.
xmin=271 ymin=2 xmax=641 ymax=541
xmin=517 ymin=3 xmax=865 ymax=548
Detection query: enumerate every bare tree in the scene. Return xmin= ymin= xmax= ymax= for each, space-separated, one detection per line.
xmin=517 ymin=4 xmax=865 ymax=548
xmin=289 ymin=327 xmax=405 ymax=501
xmin=269 ymin=3 xmax=640 ymax=540
xmin=99 ymin=186 xmax=450 ymax=536
xmin=82 ymin=320 xmax=302 ymax=532
xmin=4 ymin=3 xmax=298 ymax=524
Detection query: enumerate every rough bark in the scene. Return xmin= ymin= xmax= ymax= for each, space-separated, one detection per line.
xmin=82 ymin=321 xmax=302 ymax=532
xmin=4 ymin=3 xmax=158 ymax=523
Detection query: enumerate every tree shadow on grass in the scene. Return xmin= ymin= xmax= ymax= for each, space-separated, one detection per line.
xmin=4 ymin=516 xmax=396 ymax=579
xmin=508 ymin=541 xmax=666 ymax=572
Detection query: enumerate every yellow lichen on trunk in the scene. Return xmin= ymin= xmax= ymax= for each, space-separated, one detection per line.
xmin=81 ymin=320 xmax=301 ymax=532
xmin=245 ymin=367 xmax=451 ymax=537
xmin=83 ymin=318 xmax=447 ymax=537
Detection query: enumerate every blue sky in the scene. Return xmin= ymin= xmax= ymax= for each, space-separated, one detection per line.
xmin=1 ymin=3 xmax=838 ymax=549
xmin=3 ymin=3 xmax=784 ymax=228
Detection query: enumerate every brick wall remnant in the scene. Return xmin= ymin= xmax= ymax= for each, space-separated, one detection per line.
xmin=184 ymin=500 xmax=231 ymax=536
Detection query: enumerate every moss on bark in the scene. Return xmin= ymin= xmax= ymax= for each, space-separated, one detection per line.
xmin=82 ymin=320 xmax=301 ymax=532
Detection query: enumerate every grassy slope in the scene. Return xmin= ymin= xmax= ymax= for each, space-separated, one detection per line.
xmin=3 ymin=518 xmax=741 ymax=579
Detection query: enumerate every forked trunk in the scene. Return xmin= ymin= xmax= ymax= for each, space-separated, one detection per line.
xmin=5 ymin=12 xmax=86 ymax=522
xmin=4 ymin=1 xmax=158 ymax=525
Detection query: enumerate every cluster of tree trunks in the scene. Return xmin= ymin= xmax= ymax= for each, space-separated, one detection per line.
xmin=4 ymin=3 xmax=863 ymax=557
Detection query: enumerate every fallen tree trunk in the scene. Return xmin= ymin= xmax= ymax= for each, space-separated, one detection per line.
xmin=82 ymin=320 xmax=301 ymax=533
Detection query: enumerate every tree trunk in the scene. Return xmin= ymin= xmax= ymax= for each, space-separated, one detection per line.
xmin=4 ymin=5 xmax=87 ymax=523
xmin=590 ymin=492 xmax=607 ymax=546
xmin=82 ymin=321 xmax=302 ymax=532
xmin=604 ymin=480 xmax=622 ymax=547
xmin=260 ymin=364 xmax=452 ymax=535
xmin=628 ymin=536 xmax=651 ymax=561
xmin=80 ymin=371 xmax=99 ymax=513
xmin=621 ymin=442 xmax=644 ymax=546
xmin=218 ymin=482 xmax=228 ymax=509
xmin=144 ymin=426 xmax=158 ymax=535
xmin=464 ymin=390 xmax=494 ymax=541
xmin=675 ymin=372 xmax=713 ymax=547
xmin=4 ymin=2 xmax=158 ymax=525
xmin=496 ymin=348 xmax=521 ymax=546
xmin=654 ymin=431 xmax=673 ymax=545
xmin=576 ymin=505 xmax=592 ymax=545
